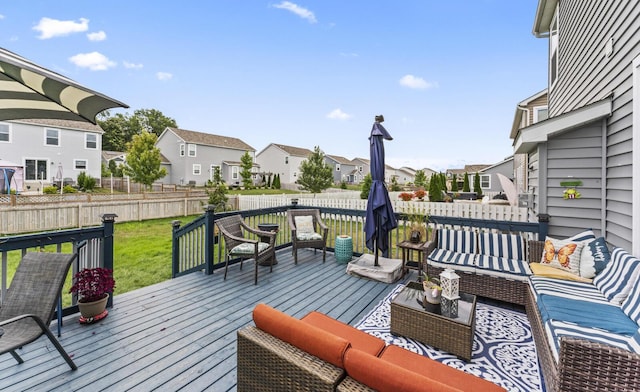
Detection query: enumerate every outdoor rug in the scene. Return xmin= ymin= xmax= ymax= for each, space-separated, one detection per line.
xmin=355 ymin=284 xmax=545 ymax=392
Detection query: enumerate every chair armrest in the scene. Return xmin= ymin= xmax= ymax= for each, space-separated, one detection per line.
xmin=0 ymin=313 xmax=46 ymax=327
xmin=424 ymin=240 xmax=436 ymax=255
xmin=529 ymin=240 xmax=544 ymax=263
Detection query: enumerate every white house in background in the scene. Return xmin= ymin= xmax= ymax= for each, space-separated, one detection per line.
xmin=0 ymin=119 xmax=103 ymax=193
xmin=325 ymin=154 xmax=356 ymax=184
xmin=396 ymin=167 xmax=416 ymax=185
xmin=256 ymin=143 xmax=313 ymax=186
xmin=156 ymin=127 xmax=256 ymax=186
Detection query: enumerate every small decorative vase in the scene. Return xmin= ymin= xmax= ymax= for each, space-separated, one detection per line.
xmin=410 ymin=230 xmax=422 ymax=243
xmin=78 ymin=294 xmax=109 ymax=318
xmin=423 ymin=282 xmax=442 ymax=304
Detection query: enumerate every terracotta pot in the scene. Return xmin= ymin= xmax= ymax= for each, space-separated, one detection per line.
xmin=78 ymin=294 xmax=109 ymax=318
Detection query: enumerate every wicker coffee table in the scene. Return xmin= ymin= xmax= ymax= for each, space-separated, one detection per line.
xmin=390 ymin=281 xmax=476 ymax=361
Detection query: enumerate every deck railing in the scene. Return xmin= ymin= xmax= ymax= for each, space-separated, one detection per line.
xmin=171 ymin=204 xmax=549 ymax=278
xmin=0 ymin=213 xmax=117 ymax=318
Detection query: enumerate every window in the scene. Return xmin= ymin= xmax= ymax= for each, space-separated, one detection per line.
xmin=336 ymin=164 xmax=341 ymax=171
xmin=25 ymin=159 xmax=48 ymax=180
xmin=285 ymin=157 xmax=289 ymax=164
xmin=549 ymin=8 xmax=559 ymax=88
xmin=188 ymin=144 xmax=196 ymax=157
xmin=45 ymin=128 xmax=60 ymax=146
xmin=209 ymin=164 xmax=220 ymax=181
xmin=179 ymin=144 xmax=185 ymax=157
xmin=533 ymin=106 xmax=549 ymax=123
xmin=0 ymin=123 xmax=10 ymax=142
xmin=193 ymin=164 xmax=201 ymax=175
xmin=85 ymin=133 xmax=97 ymax=149
xmin=358 ymin=166 xmax=363 ymax=172
xmin=74 ymin=160 xmax=87 ymax=170
xmin=231 ymin=166 xmax=239 ymax=179
xmin=480 ymin=175 xmax=491 ymax=189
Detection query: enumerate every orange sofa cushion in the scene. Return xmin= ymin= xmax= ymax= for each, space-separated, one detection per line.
xmin=380 ymin=345 xmax=506 ymax=391
xmin=301 ymin=311 xmax=386 ymax=357
xmin=344 ymin=348 xmax=464 ymax=392
xmin=252 ymin=303 xmax=350 ymax=368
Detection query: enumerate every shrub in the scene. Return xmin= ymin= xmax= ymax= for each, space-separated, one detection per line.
xmin=63 ymin=185 xmax=78 ymax=193
xmin=414 ymin=189 xmax=426 ymax=200
xmin=43 ymin=186 xmax=59 ymax=194
xmin=77 ymin=171 xmax=96 ymax=191
xmin=398 ymin=192 xmax=414 ymax=201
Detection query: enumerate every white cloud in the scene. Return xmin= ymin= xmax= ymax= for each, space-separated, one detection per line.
xmin=399 ymin=74 xmax=435 ymax=90
xmin=156 ymin=72 xmax=173 ymax=81
xmin=0 ymin=14 xmax=5 ymax=20
xmin=69 ymin=52 xmax=116 ymax=71
xmin=326 ymin=108 xmax=351 ymax=120
xmin=272 ymin=1 xmax=317 ymax=23
xmin=87 ymin=30 xmax=106 ymax=41
xmin=33 ymin=17 xmax=89 ymax=39
xmin=123 ymin=61 xmax=143 ymax=69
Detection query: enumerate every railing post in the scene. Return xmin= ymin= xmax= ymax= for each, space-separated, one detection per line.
xmin=537 ymin=213 xmax=550 ymax=239
xmin=204 ymin=205 xmax=216 ymax=275
xmin=101 ymin=213 xmax=117 ymax=308
xmin=171 ymin=220 xmax=181 ymax=278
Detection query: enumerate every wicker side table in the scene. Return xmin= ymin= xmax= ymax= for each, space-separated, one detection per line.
xmin=390 ymin=281 xmax=476 ymax=361
xmin=334 ymin=235 xmax=353 ymax=264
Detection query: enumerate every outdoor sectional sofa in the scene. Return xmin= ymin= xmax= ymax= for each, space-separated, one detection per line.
xmin=237 ymin=303 xmax=505 ymax=392
xmin=424 ymin=226 xmax=640 ymax=391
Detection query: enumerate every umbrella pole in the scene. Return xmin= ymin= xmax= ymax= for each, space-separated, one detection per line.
xmin=374 ymin=214 xmax=380 ymax=266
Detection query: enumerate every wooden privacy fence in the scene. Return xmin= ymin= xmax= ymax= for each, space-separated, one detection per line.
xmin=238 ymin=195 xmax=528 ymax=221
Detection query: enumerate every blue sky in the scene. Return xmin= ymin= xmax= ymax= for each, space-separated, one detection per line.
xmin=0 ymin=1 xmax=548 ymax=172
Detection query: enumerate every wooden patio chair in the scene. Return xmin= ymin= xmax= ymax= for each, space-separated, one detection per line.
xmin=0 ymin=252 xmax=78 ymax=370
xmin=216 ymin=214 xmax=276 ymax=285
xmin=287 ymin=209 xmax=329 ymax=264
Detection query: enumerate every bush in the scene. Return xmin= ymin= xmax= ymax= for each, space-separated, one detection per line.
xmin=413 ymin=189 xmax=426 ymax=200
xmin=43 ymin=186 xmax=59 ymax=194
xmin=340 ymin=181 xmax=347 ymax=189
xmin=398 ymin=192 xmax=414 ymax=201
xmin=63 ymin=185 xmax=78 ymax=193
xmin=77 ymin=171 xmax=96 ymax=191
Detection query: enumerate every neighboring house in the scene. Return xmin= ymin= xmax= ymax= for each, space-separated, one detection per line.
xmin=396 ymin=167 xmax=416 ymax=185
xmin=510 ymin=89 xmax=548 ymax=194
xmin=478 ymin=156 xmax=514 ymax=194
xmin=325 ymin=154 xmax=356 ymax=184
xmin=446 ymin=164 xmax=491 ymax=190
xmin=349 ymin=158 xmax=370 ymax=183
xmin=255 ymin=143 xmax=313 ymax=186
xmin=156 ymin=127 xmax=255 ymax=186
xmin=419 ymin=167 xmax=437 ymax=181
xmin=0 ymin=119 xmax=103 ymax=193
xmin=512 ymin=0 xmax=639 ymax=254
xmin=101 ymin=150 xmax=172 ymax=184
xmin=385 ymin=164 xmax=398 ymax=184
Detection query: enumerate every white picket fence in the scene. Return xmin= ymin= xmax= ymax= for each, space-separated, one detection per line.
xmin=238 ymin=194 xmax=528 ymax=221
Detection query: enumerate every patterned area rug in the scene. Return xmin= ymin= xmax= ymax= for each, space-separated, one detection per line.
xmin=355 ymin=285 xmax=545 ymax=392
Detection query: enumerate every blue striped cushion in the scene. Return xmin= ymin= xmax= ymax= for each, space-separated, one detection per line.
xmin=428 ymin=248 xmax=477 ymax=269
xmin=545 ymin=320 xmax=639 ymax=363
xmin=529 ymin=276 xmax=608 ymax=305
xmin=476 ymin=255 xmax=531 ymax=276
xmin=567 ymin=229 xmax=596 ymax=242
xmin=478 ymin=233 xmax=525 ymax=260
xmin=437 ymin=229 xmax=477 ymax=254
xmin=622 ymin=277 xmax=640 ymax=326
xmin=593 ymin=248 xmax=640 ymax=305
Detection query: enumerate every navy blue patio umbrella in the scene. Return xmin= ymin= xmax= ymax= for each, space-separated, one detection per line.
xmin=364 ymin=115 xmax=398 ymax=266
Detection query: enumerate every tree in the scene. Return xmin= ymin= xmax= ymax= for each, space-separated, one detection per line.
xmin=266 ymin=173 xmax=272 ymax=188
xmin=273 ymin=174 xmax=281 ymax=189
xmin=451 ymin=173 xmax=459 ymax=192
xmin=360 ymin=173 xmax=372 ymax=199
xmin=414 ymin=170 xmax=427 ymax=188
xmin=462 ymin=172 xmax=471 ymax=192
xmin=473 ymin=172 xmax=483 ymax=198
xmin=390 ymin=176 xmax=401 ymax=191
xmin=207 ymin=166 xmax=228 ymax=210
xmin=240 ymin=151 xmax=254 ymax=189
xmin=429 ymin=173 xmax=443 ymax=202
xmin=297 ymin=146 xmax=333 ymax=193
xmin=123 ymin=132 xmax=167 ymax=189
xmin=98 ymin=108 xmax=177 ymax=151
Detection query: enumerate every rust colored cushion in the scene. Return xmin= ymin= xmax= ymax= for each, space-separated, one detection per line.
xmin=252 ymin=303 xmax=350 ymax=368
xmin=380 ymin=345 xmax=506 ymax=391
xmin=301 ymin=311 xmax=386 ymax=357
xmin=344 ymin=348 xmax=464 ymax=392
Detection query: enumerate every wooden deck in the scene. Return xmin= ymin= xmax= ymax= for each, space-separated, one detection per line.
xmin=0 ymin=249 xmax=404 ymax=391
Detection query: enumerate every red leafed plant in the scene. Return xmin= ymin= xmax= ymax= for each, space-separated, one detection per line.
xmin=398 ymin=192 xmax=414 ymax=201
xmin=414 ymin=189 xmax=427 ymax=200
xmin=69 ymin=268 xmax=115 ymax=303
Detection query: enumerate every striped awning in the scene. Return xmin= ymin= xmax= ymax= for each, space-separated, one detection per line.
xmin=0 ymin=47 xmax=128 ymax=124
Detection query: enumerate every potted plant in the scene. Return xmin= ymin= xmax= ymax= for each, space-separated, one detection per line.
xmin=70 ymin=267 xmax=115 ymax=319
xmin=421 ymin=272 xmax=442 ymax=304
xmin=403 ymin=206 xmax=428 ymax=243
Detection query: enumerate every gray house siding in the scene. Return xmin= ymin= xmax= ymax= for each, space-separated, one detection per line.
xmin=529 ymin=0 xmax=639 ymax=251
xmin=480 ymin=159 xmax=513 ymax=194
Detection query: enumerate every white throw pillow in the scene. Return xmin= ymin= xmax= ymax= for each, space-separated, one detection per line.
xmin=540 ymin=236 xmax=584 ymax=276
xmin=294 ymin=216 xmax=315 ymax=234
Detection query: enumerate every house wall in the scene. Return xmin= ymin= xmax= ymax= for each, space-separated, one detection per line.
xmin=548 ymin=0 xmax=639 ymax=249
xmin=0 ymin=121 xmax=102 ymax=191
xmin=156 ymin=131 xmax=186 ymax=185
xmin=481 ymin=160 xmax=513 ymax=194
xmin=256 ymin=146 xmax=299 ymax=185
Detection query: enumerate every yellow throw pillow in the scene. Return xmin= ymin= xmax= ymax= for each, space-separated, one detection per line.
xmin=530 ymin=262 xmax=593 ymax=283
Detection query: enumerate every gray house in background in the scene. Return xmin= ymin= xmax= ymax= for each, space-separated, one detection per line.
xmin=479 ymin=156 xmax=514 ymax=194
xmin=325 ymin=154 xmax=356 ymax=184
xmin=156 ymin=127 xmax=255 ymax=186
xmin=0 ymin=119 xmax=103 ymax=193
xmin=255 ymin=143 xmax=313 ymax=187
xmin=512 ymin=0 xmax=639 ymax=254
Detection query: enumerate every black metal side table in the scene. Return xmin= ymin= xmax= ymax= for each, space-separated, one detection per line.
xmin=257 ymin=223 xmax=279 ymax=265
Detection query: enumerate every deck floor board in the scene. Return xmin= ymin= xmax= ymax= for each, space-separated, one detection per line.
xmin=0 ymin=249 xmax=403 ymax=391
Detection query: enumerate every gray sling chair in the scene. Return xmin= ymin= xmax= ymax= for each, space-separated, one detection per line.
xmin=0 ymin=252 xmax=78 ymax=370
xmin=216 ymin=215 xmax=277 ymax=285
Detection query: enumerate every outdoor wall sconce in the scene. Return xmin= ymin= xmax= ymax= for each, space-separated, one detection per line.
xmin=561 ymin=179 xmax=582 ymax=199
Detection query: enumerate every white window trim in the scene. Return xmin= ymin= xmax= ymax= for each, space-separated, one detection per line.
xmin=45 ymin=128 xmax=60 ymax=147
xmin=188 ymin=144 xmax=197 ymax=157
xmin=0 ymin=122 xmax=11 ymax=143
xmin=231 ymin=166 xmax=239 ymax=180
xmin=24 ymin=158 xmax=49 ymax=181
xmin=336 ymin=163 xmax=341 ymax=171
xmin=85 ymin=133 xmax=98 ymax=149
xmin=480 ymin=174 xmax=491 ymax=189
xmin=179 ymin=143 xmax=185 ymax=157
xmin=533 ymin=106 xmax=549 ymax=123
xmin=549 ymin=6 xmax=559 ymax=90
xmin=74 ymin=159 xmax=88 ymax=170
xmin=193 ymin=164 xmax=202 ymax=175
